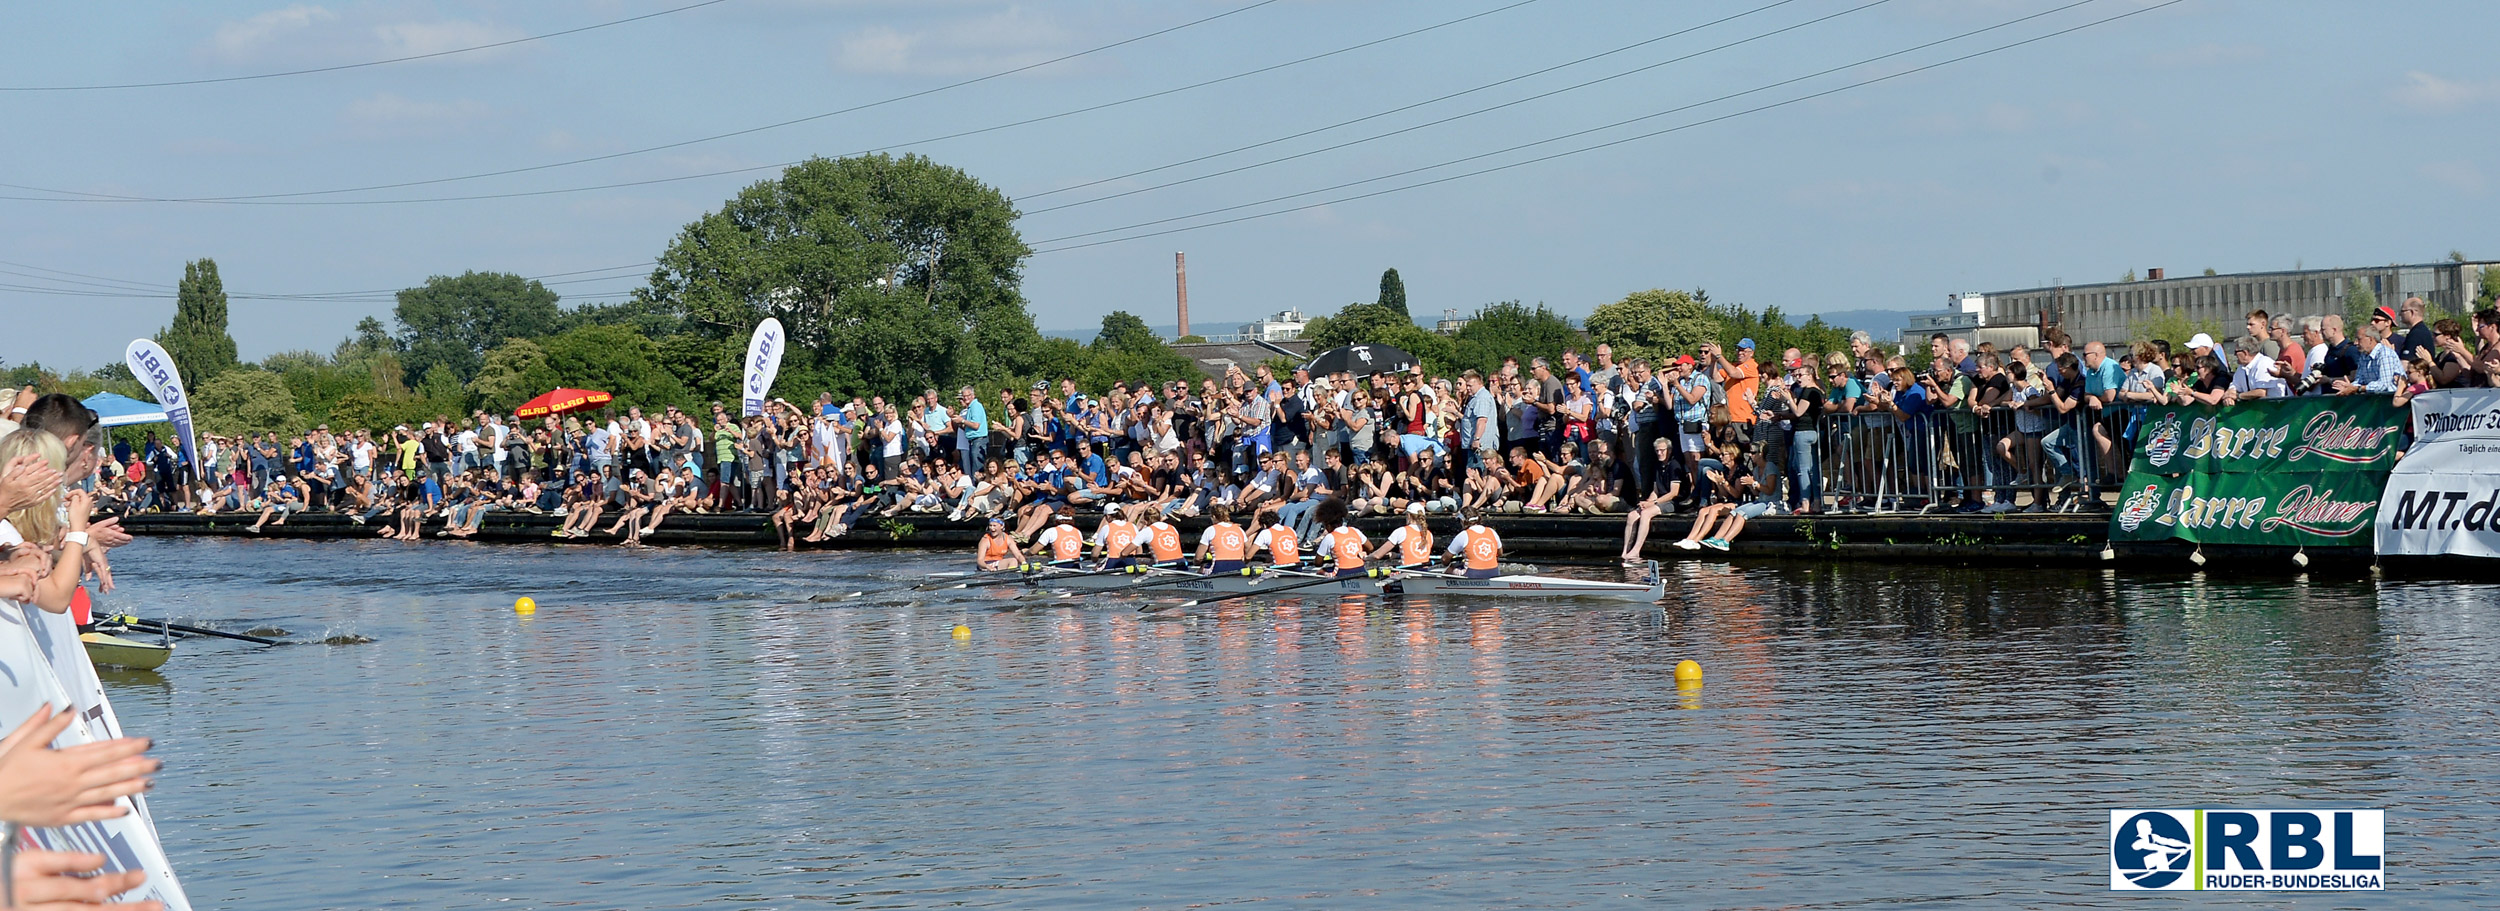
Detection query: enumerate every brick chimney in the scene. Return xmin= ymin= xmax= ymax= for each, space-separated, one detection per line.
xmin=2147 ymin=267 xmax=2165 ymax=281
xmin=1174 ymin=252 xmax=1190 ymax=339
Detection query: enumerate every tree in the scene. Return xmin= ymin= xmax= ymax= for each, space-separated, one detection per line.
xmin=2122 ymin=269 xmax=2138 ymax=282
xmin=467 ymin=338 xmax=560 ymax=413
xmin=2128 ymin=307 xmax=2224 ymax=351
xmin=1081 ymin=310 xmax=1196 ymax=392
xmin=2343 ymin=276 xmax=2381 ymax=328
xmin=2478 ymin=266 xmax=2500 ymax=311
xmin=192 ymin=370 xmax=306 ymax=436
xmin=1447 ymin=301 xmax=1576 ymax=374
xmin=1584 ymin=289 xmax=1715 ymax=364
xmin=1299 ymin=302 xmax=1453 ymax=370
xmin=636 ymin=154 xmax=1045 ymax=401
xmin=158 ymin=259 xmax=239 ymax=383
xmin=1711 ymin=302 xmax=1851 ymax=361
xmin=540 ymin=324 xmax=691 ymax=410
xmin=2202 ymin=268 xmax=2218 ymax=276
xmin=2450 ymin=249 xmax=2468 ymax=263
xmin=1376 ymin=268 xmax=1408 ymax=319
xmin=393 ymin=271 xmax=561 ymax=387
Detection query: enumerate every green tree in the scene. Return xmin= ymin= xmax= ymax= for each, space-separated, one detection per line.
xmin=1299 ymin=302 xmax=1453 ymax=370
xmin=637 ymin=154 xmax=1044 ymax=401
xmin=2128 ymin=307 xmax=2224 ymax=351
xmin=2475 ymin=266 xmax=2500 ymax=312
xmin=192 ymin=370 xmax=306 ymax=436
xmin=2343 ymin=276 xmax=2381 ymax=328
xmin=261 ymin=350 xmax=378 ymax=428
xmin=468 ymin=338 xmax=561 ymax=412
xmin=1081 ymin=310 xmax=1196 ymax=392
xmin=393 ymin=271 xmax=562 ymax=387
xmin=1584 ymin=289 xmax=1715 ymax=364
xmin=540 ymin=324 xmax=692 ymax=410
xmin=1447 ymin=300 xmax=1575 ymax=374
xmin=1711 ymin=302 xmax=1851 ymax=362
xmin=1376 ymin=268 xmax=1408 ymax=319
xmin=158 ymin=259 xmax=239 ymax=383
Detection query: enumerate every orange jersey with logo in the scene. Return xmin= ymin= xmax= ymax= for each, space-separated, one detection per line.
xmin=1101 ymin=520 xmax=1137 ymax=557
xmin=1398 ymin=526 xmax=1433 ymax=567
xmin=1050 ymin=527 xmax=1083 ymax=562
xmin=1263 ymin=525 xmax=1300 ymax=565
xmin=1148 ymin=523 xmax=1185 ymax=562
xmin=1206 ymin=523 xmax=1248 ymax=561
xmin=1328 ymin=527 xmax=1367 ymax=571
xmin=1460 ymin=526 xmax=1501 ymax=571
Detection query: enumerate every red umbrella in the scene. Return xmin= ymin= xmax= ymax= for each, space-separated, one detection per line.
xmin=514 ymin=387 xmax=613 ymax=419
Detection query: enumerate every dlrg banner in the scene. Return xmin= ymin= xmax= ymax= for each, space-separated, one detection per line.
xmin=2113 ymin=395 xmax=2406 ymax=547
xmin=2375 ymin=389 xmax=2500 ymax=559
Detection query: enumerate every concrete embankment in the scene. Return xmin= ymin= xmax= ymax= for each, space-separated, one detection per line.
xmin=121 ymin=510 xmax=2370 ymax=570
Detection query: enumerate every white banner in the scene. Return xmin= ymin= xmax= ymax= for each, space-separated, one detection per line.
xmin=0 ymin=605 xmax=192 ymax=911
xmin=740 ymin=318 xmax=785 ymax=418
xmin=124 ymin=339 xmax=198 ymax=474
xmin=2374 ymin=388 xmax=2500 ymax=558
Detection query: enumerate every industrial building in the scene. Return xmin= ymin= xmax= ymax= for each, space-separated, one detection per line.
xmin=1904 ymin=261 xmax=2498 ymax=349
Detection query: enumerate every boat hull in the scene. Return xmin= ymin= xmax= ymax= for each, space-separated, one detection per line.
xmin=1020 ymin=564 xmax=1663 ymax=602
xmin=81 ymin=632 xmax=172 ymax=670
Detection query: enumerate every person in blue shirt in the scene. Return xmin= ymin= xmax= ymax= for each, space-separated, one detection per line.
xmin=952 ymin=385 xmax=989 ymax=476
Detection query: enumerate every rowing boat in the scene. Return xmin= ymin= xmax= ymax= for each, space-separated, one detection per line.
xmin=1011 ymin=562 xmax=1663 ymax=603
xmin=81 ymin=631 xmax=173 ymax=670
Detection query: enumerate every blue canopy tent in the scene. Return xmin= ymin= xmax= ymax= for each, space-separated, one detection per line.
xmin=82 ymin=391 xmax=170 ymax=428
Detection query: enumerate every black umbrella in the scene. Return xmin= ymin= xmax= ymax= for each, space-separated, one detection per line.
xmin=1301 ymin=343 xmax=1419 ymax=377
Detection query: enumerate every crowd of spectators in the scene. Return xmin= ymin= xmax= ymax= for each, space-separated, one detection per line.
xmin=54 ymin=299 xmax=2499 ymax=549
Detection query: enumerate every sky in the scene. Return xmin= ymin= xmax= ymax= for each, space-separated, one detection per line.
xmin=3 ymin=0 xmax=2496 ymax=370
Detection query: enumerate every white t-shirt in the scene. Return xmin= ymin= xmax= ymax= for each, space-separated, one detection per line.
xmin=879 ymin=419 xmax=905 ymax=459
xmin=455 ymin=429 xmax=479 ymax=455
xmin=352 ymin=441 xmax=375 ymax=470
xmin=2233 ymin=354 xmax=2289 ymax=398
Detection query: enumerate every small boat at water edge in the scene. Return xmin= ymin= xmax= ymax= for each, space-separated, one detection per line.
xmin=81 ymin=631 xmax=172 ymax=670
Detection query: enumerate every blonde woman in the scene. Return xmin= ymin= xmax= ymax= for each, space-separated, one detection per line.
xmin=0 ymin=428 xmax=91 ymax=613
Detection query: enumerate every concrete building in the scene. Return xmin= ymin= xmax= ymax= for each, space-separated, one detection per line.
xmin=1906 ymin=262 xmax=2499 ymax=349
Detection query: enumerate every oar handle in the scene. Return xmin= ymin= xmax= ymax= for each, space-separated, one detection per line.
xmin=118 ymin=614 xmax=280 ymax=646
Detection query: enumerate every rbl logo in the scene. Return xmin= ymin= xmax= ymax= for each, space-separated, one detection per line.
xmin=2111 ymin=809 xmax=2384 ymax=891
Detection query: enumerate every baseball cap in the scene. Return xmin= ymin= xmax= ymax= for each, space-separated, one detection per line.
xmin=2373 ymin=305 xmax=2397 ymax=322
xmin=1737 ymin=338 xmax=1756 ymax=350
xmin=2187 ymin=333 xmax=2216 ymax=350
xmin=1675 ymin=355 xmax=1696 ymax=367
xmin=1406 ymin=503 xmax=1426 ymax=515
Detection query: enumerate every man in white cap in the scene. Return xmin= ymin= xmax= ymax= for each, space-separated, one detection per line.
xmin=2186 ymin=333 xmax=2217 ymax=360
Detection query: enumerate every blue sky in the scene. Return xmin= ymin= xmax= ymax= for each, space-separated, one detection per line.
xmin=3 ymin=0 xmax=2494 ymax=369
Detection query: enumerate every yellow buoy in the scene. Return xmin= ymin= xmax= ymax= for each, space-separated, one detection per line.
xmin=1673 ymin=659 xmax=1702 ymax=683
xmin=951 ymin=624 xmax=971 ymax=639
xmin=514 ymin=597 xmax=536 ymax=616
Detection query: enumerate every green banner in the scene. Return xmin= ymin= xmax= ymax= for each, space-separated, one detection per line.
xmin=2109 ymin=470 xmax=2384 ymax=546
xmin=2131 ymin=396 xmax=2405 ymax=475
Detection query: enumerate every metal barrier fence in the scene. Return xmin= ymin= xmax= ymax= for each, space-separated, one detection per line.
xmin=1797 ymin=404 xmax=2130 ymax=514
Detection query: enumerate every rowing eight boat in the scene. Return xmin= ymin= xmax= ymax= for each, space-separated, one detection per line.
xmin=1006 ymin=562 xmax=1664 ymax=603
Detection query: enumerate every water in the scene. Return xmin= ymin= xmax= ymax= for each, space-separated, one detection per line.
xmin=88 ymin=538 xmax=2498 ymax=908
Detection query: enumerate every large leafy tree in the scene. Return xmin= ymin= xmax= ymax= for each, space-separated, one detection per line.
xmin=158 ymin=259 xmax=239 ymax=382
xmin=636 ymin=154 xmax=1045 ymax=401
xmin=467 ymin=338 xmax=561 ymax=413
xmin=1080 ymin=310 xmax=1196 ymax=392
xmin=540 ymin=324 xmax=691 ymax=410
xmin=1584 ymin=289 xmax=1715 ymax=364
xmin=192 ymin=370 xmax=306 ymax=436
xmin=1300 ymin=302 xmax=1454 ymax=373
xmin=393 ymin=271 xmax=562 ymax=387
xmin=1448 ymin=300 xmax=1576 ymax=373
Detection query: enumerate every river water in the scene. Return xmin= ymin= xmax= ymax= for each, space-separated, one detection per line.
xmin=88 ymin=538 xmax=2497 ymax=908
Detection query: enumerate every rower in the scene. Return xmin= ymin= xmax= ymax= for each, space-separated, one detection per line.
xmin=1250 ymin=509 xmax=1302 ymax=571
xmin=1032 ymin=513 xmax=1085 ymax=568
xmin=1197 ymin=503 xmax=1251 ymax=575
xmin=976 ymin=519 xmax=1024 ymax=571
xmin=1142 ymin=505 xmax=1188 ymax=569
xmin=1369 ymin=503 xmax=1434 ymax=571
xmin=1314 ymin=498 xmax=1369 ymax=579
xmin=1093 ymin=506 xmax=1141 ymax=570
xmin=1445 ymin=513 xmax=1504 ymax=579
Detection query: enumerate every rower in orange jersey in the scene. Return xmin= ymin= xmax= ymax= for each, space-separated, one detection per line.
xmin=1444 ymin=513 xmax=1505 ymax=579
xmin=1369 ymin=503 xmax=1435 ymax=570
xmin=1092 ymin=507 xmax=1141 ymax=569
xmin=1031 ymin=513 xmax=1085 ymax=568
xmin=1197 ymin=503 xmax=1252 ymax=574
xmin=1313 ymin=498 xmax=1369 ymax=579
xmin=1250 ymin=509 xmax=1303 ymax=571
xmin=1141 ymin=505 xmax=1188 ymax=568
xmin=976 ymin=518 xmax=1025 ymax=571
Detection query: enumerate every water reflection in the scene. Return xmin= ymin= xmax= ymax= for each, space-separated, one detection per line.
xmin=82 ymin=539 xmax=2500 ymax=908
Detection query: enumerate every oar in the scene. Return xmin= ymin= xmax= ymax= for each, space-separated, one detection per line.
xmin=949 ymin=562 xmax=1154 ymax=590
xmin=913 ymin=567 xmax=1028 ymax=591
xmin=1164 ymin=567 xmax=1394 ymax=610
xmin=110 ymin=614 xmax=281 ymax=646
xmin=1096 ymin=565 xmax=1224 ymax=594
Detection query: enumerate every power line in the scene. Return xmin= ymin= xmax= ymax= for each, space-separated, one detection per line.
xmin=0 ymin=0 xmax=1291 ymax=204
xmin=0 ymin=0 xmax=1526 ymax=207
xmin=1031 ymin=0 xmax=2185 ymax=254
xmin=1022 ymin=0 xmax=1888 ymax=218
xmin=0 ymin=0 xmax=742 ymax=92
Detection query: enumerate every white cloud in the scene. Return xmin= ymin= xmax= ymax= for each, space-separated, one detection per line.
xmin=202 ymin=5 xmax=524 ymax=67
xmin=208 ymin=5 xmax=336 ymax=63
xmin=833 ymin=7 xmax=1076 ymax=76
xmin=343 ymin=93 xmax=491 ymax=138
xmin=2392 ymin=71 xmax=2500 ymax=113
